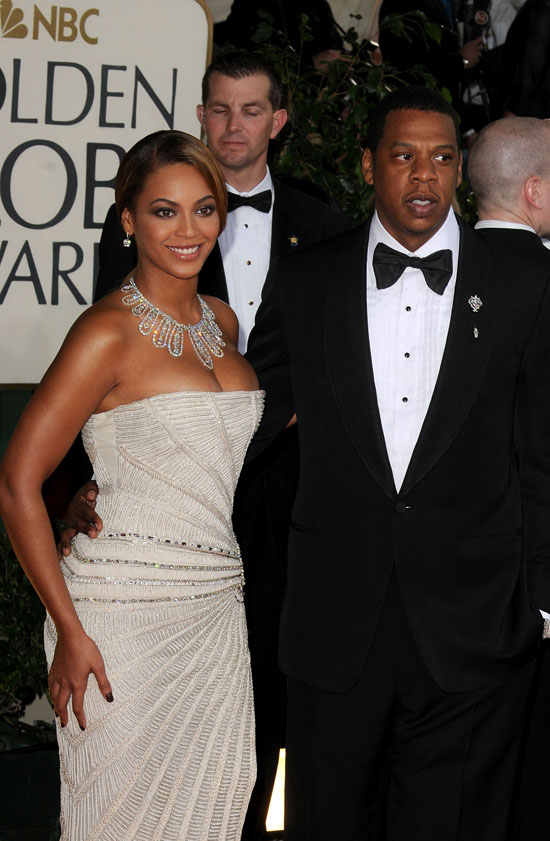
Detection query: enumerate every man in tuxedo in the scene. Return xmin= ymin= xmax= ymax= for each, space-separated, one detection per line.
xmin=66 ymin=50 xmax=348 ymax=841
xmin=468 ymin=115 xmax=550 ymax=840
xmin=246 ymin=86 xmax=550 ymax=840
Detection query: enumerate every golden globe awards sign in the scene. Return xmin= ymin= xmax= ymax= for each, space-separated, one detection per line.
xmin=0 ymin=0 xmax=211 ymax=383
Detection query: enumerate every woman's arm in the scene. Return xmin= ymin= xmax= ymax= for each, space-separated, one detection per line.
xmin=0 ymin=306 xmax=124 ymax=728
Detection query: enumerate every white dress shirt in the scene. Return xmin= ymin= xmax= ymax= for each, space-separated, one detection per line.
xmin=475 ymin=219 xmax=550 ymax=251
xmin=218 ymin=169 xmax=273 ymax=353
xmin=367 ymin=209 xmax=460 ymax=492
xmin=475 ymin=219 xmax=536 ymax=234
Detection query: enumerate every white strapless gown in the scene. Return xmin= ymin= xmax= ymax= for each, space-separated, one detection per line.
xmin=44 ymin=390 xmax=264 ymax=841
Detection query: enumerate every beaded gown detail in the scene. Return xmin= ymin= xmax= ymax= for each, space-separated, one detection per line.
xmin=44 ymin=390 xmax=264 ymax=841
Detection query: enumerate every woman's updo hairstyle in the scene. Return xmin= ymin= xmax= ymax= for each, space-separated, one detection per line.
xmin=115 ymin=130 xmax=228 ymax=232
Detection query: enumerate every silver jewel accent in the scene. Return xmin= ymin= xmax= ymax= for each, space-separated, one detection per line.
xmin=473 ymin=326 xmax=479 ymax=339
xmin=70 ymin=544 xmax=242 ymax=570
xmin=121 ymin=278 xmax=225 ymax=368
xmin=468 ymin=294 xmax=482 ymax=313
xmin=122 ymin=232 xmax=132 ymax=248
xmin=62 ymin=559 xmax=241 ymax=588
xmin=95 ymin=532 xmax=241 ymax=559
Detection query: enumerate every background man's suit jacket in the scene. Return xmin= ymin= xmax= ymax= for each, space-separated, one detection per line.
xmin=476 ymin=224 xmax=550 ymax=841
xmin=246 ymin=216 xmax=550 ymax=694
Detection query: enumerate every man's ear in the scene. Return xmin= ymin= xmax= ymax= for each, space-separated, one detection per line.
xmin=362 ymin=147 xmax=375 ymax=186
xmin=121 ymin=207 xmax=134 ymax=236
xmin=270 ymin=108 xmax=288 ymax=140
xmin=196 ymin=104 xmax=206 ymax=131
xmin=525 ymin=176 xmax=543 ymax=210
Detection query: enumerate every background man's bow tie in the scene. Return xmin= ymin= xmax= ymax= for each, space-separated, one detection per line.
xmin=227 ymin=190 xmax=272 ymax=213
xmin=373 ymin=242 xmax=453 ymax=295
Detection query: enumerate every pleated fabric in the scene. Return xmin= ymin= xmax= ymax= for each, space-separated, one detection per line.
xmin=45 ymin=390 xmax=264 ymax=841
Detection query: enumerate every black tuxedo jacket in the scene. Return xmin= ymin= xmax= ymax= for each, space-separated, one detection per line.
xmin=475 ymin=225 xmax=550 ymax=265
xmin=246 ymin=216 xmax=550 ymax=695
xmin=93 ymin=179 xmax=348 ymax=303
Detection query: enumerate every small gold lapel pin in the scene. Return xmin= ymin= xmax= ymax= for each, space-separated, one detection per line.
xmin=289 ymin=235 xmax=299 ymax=246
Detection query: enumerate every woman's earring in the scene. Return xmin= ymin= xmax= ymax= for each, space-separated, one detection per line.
xmin=122 ymin=232 xmax=132 ymax=248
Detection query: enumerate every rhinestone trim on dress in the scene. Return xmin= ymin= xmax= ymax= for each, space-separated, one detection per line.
xmin=85 ymin=532 xmax=241 ymax=561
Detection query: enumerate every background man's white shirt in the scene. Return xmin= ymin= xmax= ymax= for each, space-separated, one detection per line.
xmin=219 ymin=169 xmax=273 ymax=352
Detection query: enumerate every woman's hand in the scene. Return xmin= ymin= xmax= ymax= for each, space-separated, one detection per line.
xmin=49 ymin=629 xmax=113 ymax=730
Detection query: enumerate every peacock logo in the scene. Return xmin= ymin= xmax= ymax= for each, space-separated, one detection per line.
xmin=0 ymin=2 xmax=99 ymax=42
xmin=0 ymin=0 xmax=28 ymax=38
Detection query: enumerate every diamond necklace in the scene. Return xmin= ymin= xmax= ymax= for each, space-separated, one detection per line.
xmin=120 ymin=277 xmax=225 ymax=369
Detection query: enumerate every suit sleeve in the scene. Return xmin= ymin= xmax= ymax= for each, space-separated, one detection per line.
xmin=516 ymin=280 xmax=550 ymax=610
xmin=245 ymin=258 xmax=295 ymax=461
xmin=94 ymin=204 xmax=137 ymax=303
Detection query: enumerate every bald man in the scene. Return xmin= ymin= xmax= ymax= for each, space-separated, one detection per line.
xmin=469 ymin=116 xmax=550 ymax=245
xmin=469 ymin=116 xmax=550 ymax=839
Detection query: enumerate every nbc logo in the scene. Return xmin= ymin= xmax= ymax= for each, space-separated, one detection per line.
xmin=0 ymin=0 xmax=28 ymax=37
xmin=0 ymin=1 xmax=99 ymax=42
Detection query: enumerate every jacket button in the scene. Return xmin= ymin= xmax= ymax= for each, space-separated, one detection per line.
xmin=396 ymin=502 xmax=410 ymax=513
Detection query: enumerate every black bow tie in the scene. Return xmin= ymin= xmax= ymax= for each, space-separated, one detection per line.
xmin=227 ymin=190 xmax=272 ymax=213
xmin=373 ymin=242 xmax=453 ymax=295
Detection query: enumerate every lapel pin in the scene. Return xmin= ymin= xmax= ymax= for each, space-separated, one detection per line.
xmin=289 ymin=235 xmax=299 ymax=246
xmin=468 ymin=294 xmax=482 ymax=339
xmin=468 ymin=294 xmax=482 ymax=312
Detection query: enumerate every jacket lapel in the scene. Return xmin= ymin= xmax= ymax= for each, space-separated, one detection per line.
xmin=324 ymin=218 xmax=495 ymax=500
xmin=270 ymin=181 xmax=310 ymax=259
xmin=324 ymin=223 xmax=397 ymax=500
xmin=400 ymin=219 xmax=495 ymax=495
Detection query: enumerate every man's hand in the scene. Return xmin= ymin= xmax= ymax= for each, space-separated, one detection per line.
xmin=459 ymin=37 xmax=484 ymax=69
xmin=57 ymin=481 xmax=102 ymax=557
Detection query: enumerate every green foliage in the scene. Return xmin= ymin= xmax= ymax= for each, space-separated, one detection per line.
xmin=250 ymin=11 xmax=449 ymax=224
xmin=0 ymin=532 xmax=49 ymax=726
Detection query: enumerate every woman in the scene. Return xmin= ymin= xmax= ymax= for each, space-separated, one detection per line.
xmin=0 ymin=131 xmax=262 ymax=840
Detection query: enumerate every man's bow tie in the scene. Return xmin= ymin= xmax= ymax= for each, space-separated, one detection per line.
xmin=227 ymin=190 xmax=272 ymax=213
xmin=373 ymin=242 xmax=453 ymax=295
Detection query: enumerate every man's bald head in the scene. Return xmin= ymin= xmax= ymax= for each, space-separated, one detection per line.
xmin=469 ymin=118 xmax=550 ymax=228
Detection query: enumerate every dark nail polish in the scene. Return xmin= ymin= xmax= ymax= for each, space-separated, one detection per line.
xmin=106 ymin=692 xmax=114 ymax=703
xmin=79 ymin=725 xmax=85 ymax=731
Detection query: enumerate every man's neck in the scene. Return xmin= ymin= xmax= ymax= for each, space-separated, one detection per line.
xmin=478 ymin=205 xmax=533 ymax=229
xmin=222 ymin=162 xmax=269 ymax=193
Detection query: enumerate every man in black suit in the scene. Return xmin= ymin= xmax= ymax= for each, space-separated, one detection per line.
xmin=246 ymin=86 xmax=550 ymax=840
xmin=67 ymin=51 xmax=348 ymax=841
xmin=468 ymin=115 xmax=550 ymax=841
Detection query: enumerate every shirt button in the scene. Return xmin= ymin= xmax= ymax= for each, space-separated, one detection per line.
xmin=405 ymin=306 xmax=412 ymax=312
xmin=244 ymin=224 xmax=248 ymax=228
xmin=404 ymin=352 xmax=410 ymax=358
xmin=248 ymin=299 xmax=254 ymax=305
xmin=402 ymin=397 xmax=408 ymax=403
xmin=396 ymin=502 xmax=410 ymax=513
xmin=246 ymin=260 xmax=251 ymax=266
